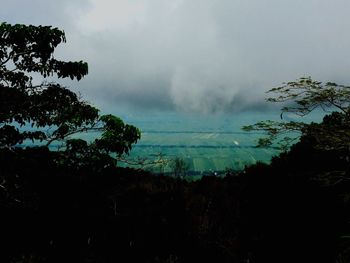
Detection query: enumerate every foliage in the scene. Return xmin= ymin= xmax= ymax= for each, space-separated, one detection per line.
xmin=0 ymin=146 xmax=343 ymax=263
xmin=242 ymin=76 xmax=350 ymax=261
xmin=1 ymin=23 xmax=348 ymax=263
xmin=0 ymin=23 xmax=140 ymax=164
xmin=268 ymin=77 xmax=350 ymax=115
xmin=302 ymin=111 xmax=350 ymax=152
xmin=170 ymin=157 xmax=190 ymax=177
xmin=243 ymin=76 xmax=350 ymax=151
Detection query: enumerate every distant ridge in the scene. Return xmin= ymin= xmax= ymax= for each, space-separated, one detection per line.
xmin=134 ymin=144 xmax=280 ymax=149
xmin=141 ymin=130 xmax=264 ymax=135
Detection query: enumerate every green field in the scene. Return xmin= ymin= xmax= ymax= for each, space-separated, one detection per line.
xmin=115 ymin=110 xmax=324 ymax=174
xmin=122 ymin=131 xmax=279 ymax=174
xmin=28 ymin=110 xmax=324 ymax=174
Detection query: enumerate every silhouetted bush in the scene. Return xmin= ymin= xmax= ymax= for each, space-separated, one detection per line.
xmin=0 ymin=139 xmax=347 ymax=262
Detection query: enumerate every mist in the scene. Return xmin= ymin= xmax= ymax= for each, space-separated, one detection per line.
xmin=2 ymin=0 xmax=350 ymax=113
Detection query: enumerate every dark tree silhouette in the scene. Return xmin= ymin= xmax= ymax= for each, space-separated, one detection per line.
xmin=0 ymin=23 xmax=140 ymax=165
xmin=243 ymin=77 xmax=350 ymax=151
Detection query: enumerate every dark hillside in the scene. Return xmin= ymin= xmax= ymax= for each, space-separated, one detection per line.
xmin=0 ymin=142 xmax=347 ymax=263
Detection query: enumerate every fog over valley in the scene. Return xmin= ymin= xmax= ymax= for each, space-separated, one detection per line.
xmin=2 ymin=0 xmax=350 ymax=113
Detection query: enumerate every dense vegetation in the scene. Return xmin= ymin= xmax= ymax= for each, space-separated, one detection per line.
xmin=0 ymin=22 xmax=141 ymax=169
xmin=1 ymin=23 xmax=349 ymax=263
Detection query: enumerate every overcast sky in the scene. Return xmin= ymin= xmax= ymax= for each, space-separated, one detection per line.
xmin=2 ymin=0 xmax=350 ymax=113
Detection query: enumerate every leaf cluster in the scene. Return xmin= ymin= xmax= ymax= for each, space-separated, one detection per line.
xmin=268 ymin=76 xmax=350 ymax=116
xmin=0 ymin=23 xmax=140 ymax=164
xmin=0 ymin=22 xmax=87 ymax=79
xmin=243 ymin=77 xmax=350 ymax=151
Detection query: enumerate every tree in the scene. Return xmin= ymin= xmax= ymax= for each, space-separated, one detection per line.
xmin=242 ymin=78 xmax=350 ymax=262
xmin=242 ymin=77 xmax=350 ymax=151
xmin=0 ymin=22 xmax=141 ymax=167
xmin=170 ymin=157 xmax=190 ymax=177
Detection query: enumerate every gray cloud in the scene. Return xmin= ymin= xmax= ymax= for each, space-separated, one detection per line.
xmin=2 ymin=0 xmax=350 ymax=113
xmin=0 ymin=0 xmax=88 ymax=27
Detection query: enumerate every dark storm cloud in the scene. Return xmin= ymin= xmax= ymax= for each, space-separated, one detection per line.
xmin=88 ymin=76 xmax=176 ymax=112
xmin=2 ymin=0 xmax=350 ymax=113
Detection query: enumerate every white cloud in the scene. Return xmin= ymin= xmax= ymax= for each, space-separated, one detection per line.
xmin=75 ymin=0 xmax=148 ymax=33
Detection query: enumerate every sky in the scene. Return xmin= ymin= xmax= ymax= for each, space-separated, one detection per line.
xmin=2 ymin=0 xmax=350 ymax=114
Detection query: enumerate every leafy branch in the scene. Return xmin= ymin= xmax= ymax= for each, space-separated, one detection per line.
xmin=243 ymin=77 xmax=350 ymax=151
xmin=0 ymin=23 xmax=141 ymax=168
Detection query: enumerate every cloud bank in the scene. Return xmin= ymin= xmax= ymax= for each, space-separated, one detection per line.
xmin=2 ymin=0 xmax=350 ymax=113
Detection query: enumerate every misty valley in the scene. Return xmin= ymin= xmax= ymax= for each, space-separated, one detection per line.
xmin=38 ymin=110 xmax=323 ymax=175
xmin=1 ymin=20 xmax=350 ymax=263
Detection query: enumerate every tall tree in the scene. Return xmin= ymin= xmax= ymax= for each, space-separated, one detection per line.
xmin=0 ymin=23 xmax=141 ymax=166
xmin=243 ymin=77 xmax=350 ymax=151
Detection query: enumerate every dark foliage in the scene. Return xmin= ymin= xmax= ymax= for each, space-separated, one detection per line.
xmin=1 ymin=23 xmax=348 ymax=263
xmin=0 ymin=137 xmax=347 ymax=263
xmin=0 ymin=23 xmax=141 ymax=162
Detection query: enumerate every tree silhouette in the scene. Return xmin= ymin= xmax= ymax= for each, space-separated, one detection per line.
xmin=243 ymin=77 xmax=350 ymax=151
xmin=0 ymin=23 xmax=140 ymax=166
xmin=170 ymin=157 xmax=190 ymax=177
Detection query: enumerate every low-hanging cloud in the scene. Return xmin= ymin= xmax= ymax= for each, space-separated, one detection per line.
xmin=2 ymin=0 xmax=350 ymax=113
